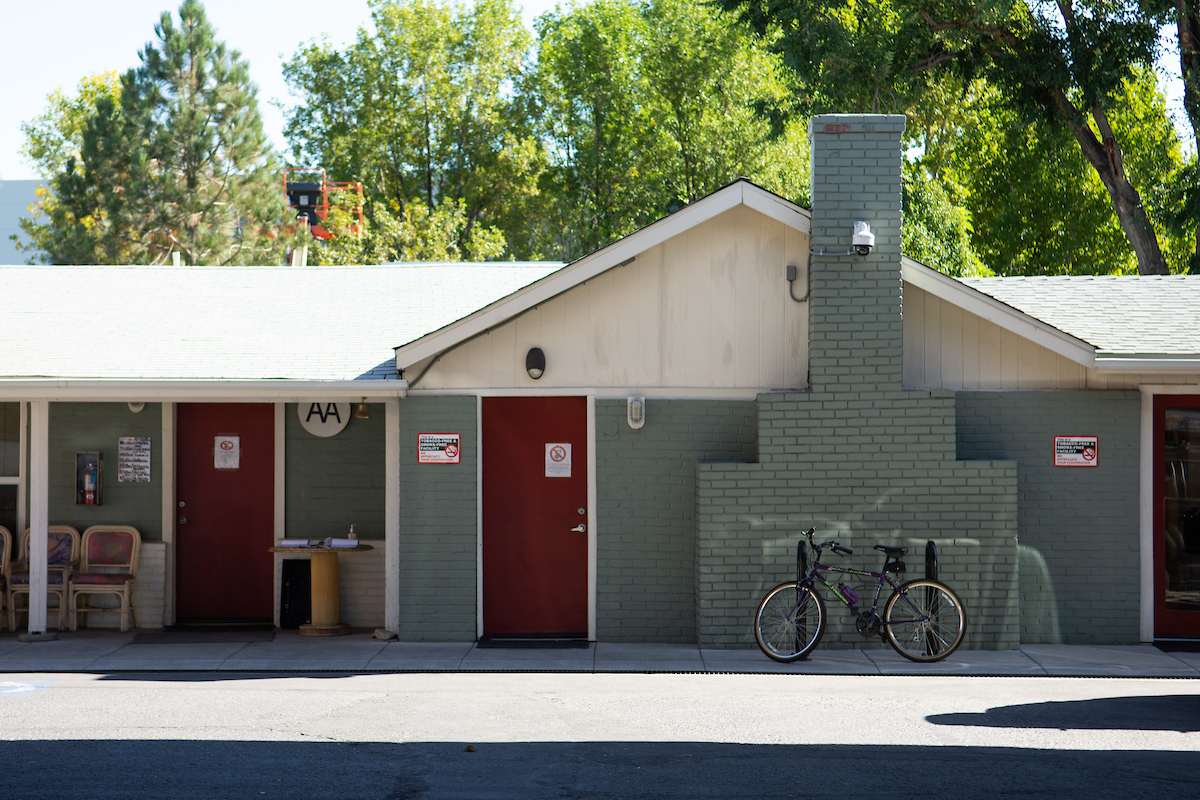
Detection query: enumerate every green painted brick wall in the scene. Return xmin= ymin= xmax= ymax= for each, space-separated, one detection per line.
xmin=46 ymin=402 xmax=163 ymax=540
xmin=956 ymin=391 xmax=1141 ymax=644
xmin=694 ymin=117 xmax=1019 ymax=651
xmin=396 ymin=395 xmax=477 ymax=640
xmin=697 ymin=391 xmax=1019 ymax=650
xmin=285 ymin=403 xmax=385 ymax=541
xmin=595 ymin=399 xmax=757 ymax=642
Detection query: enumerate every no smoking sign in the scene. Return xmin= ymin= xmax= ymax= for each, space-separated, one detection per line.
xmin=545 ymin=442 xmax=572 ymax=477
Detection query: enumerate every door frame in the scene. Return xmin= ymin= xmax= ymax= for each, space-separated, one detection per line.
xmin=1140 ymin=386 xmax=1200 ymax=641
xmin=476 ymin=391 xmax=597 ymax=641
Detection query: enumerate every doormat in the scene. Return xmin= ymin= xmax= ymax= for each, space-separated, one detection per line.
xmin=132 ymin=624 xmax=276 ymax=644
xmin=476 ymin=635 xmax=589 ymax=649
xmin=1155 ymin=640 xmax=1200 ymax=653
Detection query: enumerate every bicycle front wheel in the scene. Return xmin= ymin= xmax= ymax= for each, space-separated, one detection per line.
xmin=883 ymin=579 xmax=966 ymax=662
xmin=754 ymin=582 xmax=825 ymax=662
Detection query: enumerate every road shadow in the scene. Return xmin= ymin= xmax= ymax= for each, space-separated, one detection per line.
xmin=2 ymin=740 xmax=1198 ymax=799
xmin=927 ymin=695 xmax=1200 ymax=732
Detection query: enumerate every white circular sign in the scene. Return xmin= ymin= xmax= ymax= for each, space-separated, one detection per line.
xmin=298 ymin=401 xmax=352 ymax=437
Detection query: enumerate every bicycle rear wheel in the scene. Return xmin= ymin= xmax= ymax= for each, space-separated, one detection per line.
xmin=883 ymin=579 xmax=966 ymax=662
xmin=754 ymin=582 xmax=825 ymax=662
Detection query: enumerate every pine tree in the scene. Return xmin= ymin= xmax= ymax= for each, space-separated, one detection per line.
xmin=24 ymin=0 xmax=290 ymax=265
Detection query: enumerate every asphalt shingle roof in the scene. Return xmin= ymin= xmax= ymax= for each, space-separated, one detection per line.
xmin=2 ymin=262 xmax=562 ymax=381
xmin=960 ymin=275 xmax=1200 ymax=357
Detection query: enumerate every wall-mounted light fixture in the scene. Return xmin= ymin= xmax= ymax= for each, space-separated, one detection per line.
xmin=127 ymin=402 xmax=145 ymax=413
xmin=627 ymin=396 xmax=646 ymax=429
xmin=354 ymin=397 xmax=370 ymax=419
xmin=526 ymin=347 xmax=546 ymax=380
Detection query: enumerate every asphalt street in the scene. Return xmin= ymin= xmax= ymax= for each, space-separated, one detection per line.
xmin=1 ymin=672 xmax=1198 ymax=799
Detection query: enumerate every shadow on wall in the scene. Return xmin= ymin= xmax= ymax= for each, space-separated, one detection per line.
xmin=1019 ymin=544 xmax=1063 ymax=644
xmin=3 ymin=739 xmax=1199 ymax=798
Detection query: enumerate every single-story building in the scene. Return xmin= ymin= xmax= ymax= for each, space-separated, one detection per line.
xmin=3 ymin=114 xmax=1198 ymax=647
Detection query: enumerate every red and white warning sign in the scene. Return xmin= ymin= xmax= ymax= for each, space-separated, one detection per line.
xmin=545 ymin=442 xmax=572 ymax=477
xmin=1054 ymin=436 xmax=1098 ymax=467
xmin=419 ymin=432 xmax=461 ymax=464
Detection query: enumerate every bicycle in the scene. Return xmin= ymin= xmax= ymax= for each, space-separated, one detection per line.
xmin=754 ymin=527 xmax=967 ymax=663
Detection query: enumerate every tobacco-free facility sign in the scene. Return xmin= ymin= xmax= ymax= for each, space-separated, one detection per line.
xmin=419 ymin=432 xmax=461 ymax=464
xmin=1054 ymin=436 xmax=1098 ymax=467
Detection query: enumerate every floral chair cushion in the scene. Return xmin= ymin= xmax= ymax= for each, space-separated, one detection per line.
xmin=46 ymin=531 xmax=75 ymax=566
xmin=10 ymin=571 xmax=66 ymax=586
xmin=72 ymin=573 xmax=132 ymax=585
xmin=86 ymin=532 xmax=135 ymax=565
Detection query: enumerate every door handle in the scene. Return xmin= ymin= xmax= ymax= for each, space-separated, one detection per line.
xmin=178 ymin=516 xmax=188 ymax=525
xmin=570 ymin=524 xmax=586 ymax=533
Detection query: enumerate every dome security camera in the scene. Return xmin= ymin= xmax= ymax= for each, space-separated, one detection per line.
xmin=852 ymin=221 xmax=874 ymax=256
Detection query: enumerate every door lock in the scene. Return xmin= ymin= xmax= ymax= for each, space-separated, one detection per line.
xmin=570 ymin=524 xmax=586 ymax=533
xmin=178 ymin=516 xmax=188 ymax=525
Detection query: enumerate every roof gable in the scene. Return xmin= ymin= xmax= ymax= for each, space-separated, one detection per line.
xmin=394 ymin=180 xmax=810 ymax=370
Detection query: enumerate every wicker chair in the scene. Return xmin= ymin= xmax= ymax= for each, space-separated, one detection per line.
xmin=0 ymin=526 xmax=11 ymax=631
xmin=70 ymin=525 xmax=141 ymax=632
xmin=7 ymin=525 xmax=81 ymax=631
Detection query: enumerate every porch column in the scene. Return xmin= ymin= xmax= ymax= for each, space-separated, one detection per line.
xmin=385 ymin=397 xmax=400 ymax=634
xmin=27 ymin=400 xmax=49 ymax=634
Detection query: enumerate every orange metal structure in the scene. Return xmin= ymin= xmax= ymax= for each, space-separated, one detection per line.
xmin=283 ymin=167 xmax=364 ymax=240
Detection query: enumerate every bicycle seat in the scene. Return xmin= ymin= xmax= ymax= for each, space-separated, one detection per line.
xmin=874 ymin=545 xmax=907 ymax=557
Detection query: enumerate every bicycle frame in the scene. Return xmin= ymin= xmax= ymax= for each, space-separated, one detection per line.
xmin=794 ymin=531 xmax=929 ymax=629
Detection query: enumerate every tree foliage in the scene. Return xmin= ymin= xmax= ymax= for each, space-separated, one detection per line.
xmin=944 ymin=69 xmax=1189 ymax=275
xmin=718 ymin=0 xmax=1188 ymax=274
xmin=532 ymin=0 xmax=809 ymax=258
xmin=283 ymin=0 xmax=810 ymax=262
xmin=283 ymin=0 xmax=537 ymax=263
xmin=17 ymin=1 xmax=291 ymax=265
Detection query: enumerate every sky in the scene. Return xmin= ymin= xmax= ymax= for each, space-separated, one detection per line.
xmin=0 ymin=1 xmax=1193 ymax=183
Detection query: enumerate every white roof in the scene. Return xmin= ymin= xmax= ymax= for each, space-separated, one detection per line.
xmin=959 ymin=274 xmax=1200 ymax=358
xmin=1 ymin=262 xmax=562 ymax=382
xmin=904 ymin=259 xmax=1200 ymax=370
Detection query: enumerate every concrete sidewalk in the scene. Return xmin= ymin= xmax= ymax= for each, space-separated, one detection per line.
xmin=1 ymin=630 xmax=1198 ymax=676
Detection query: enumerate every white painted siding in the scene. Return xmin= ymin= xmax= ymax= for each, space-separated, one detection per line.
xmin=414 ymin=205 xmax=810 ymax=392
xmin=904 ymin=285 xmax=1199 ymax=390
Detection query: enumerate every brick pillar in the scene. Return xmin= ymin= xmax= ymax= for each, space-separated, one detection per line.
xmin=808 ymin=114 xmax=906 ymax=394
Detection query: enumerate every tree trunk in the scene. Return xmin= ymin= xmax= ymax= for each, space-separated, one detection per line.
xmin=1058 ymin=100 xmax=1170 ymax=275
xmin=1179 ymin=0 xmax=1200 ymax=267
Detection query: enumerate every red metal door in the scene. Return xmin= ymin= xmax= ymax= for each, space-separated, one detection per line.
xmin=482 ymin=396 xmax=588 ymax=636
xmin=176 ymin=403 xmax=274 ymax=621
xmin=1156 ymin=394 xmax=1200 ymax=638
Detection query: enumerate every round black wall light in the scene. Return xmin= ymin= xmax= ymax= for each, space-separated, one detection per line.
xmin=526 ymin=347 xmax=546 ymax=380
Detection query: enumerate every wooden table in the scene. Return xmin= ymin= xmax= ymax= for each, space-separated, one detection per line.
xmin=269 ymin=544 xmax=374 ymax=636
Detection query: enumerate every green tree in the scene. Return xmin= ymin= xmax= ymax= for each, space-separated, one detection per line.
xmin=283 ymin=0 xmax=537 ymax=263
xmin=534 ymin=0 xmax=810 ymax=259
xmin=946 ymin=70 xmax=1188 ymax=275
xmin=719 ymin=0 xmax=1184 ymax=274
xmin=18 ymin=1 xmax=290 ymax=265
xmin=12 ymin=73 xmax=122 ymax=263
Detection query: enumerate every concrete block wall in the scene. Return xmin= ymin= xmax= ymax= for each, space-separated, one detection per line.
xmin=71 ymin=541 xmax=166 ymax=629
xmin=270 ymin=547 xmax=385 ymax=629
xmin=595 ymin=399 xmax=757 ymax=642
xmin=395 ymin=396 xmax=477 ymax=640
xmin=956 ymin=390 xmax=1141 ymax=643
xmin=694 ymin=116 xmax=1019 ymax=650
